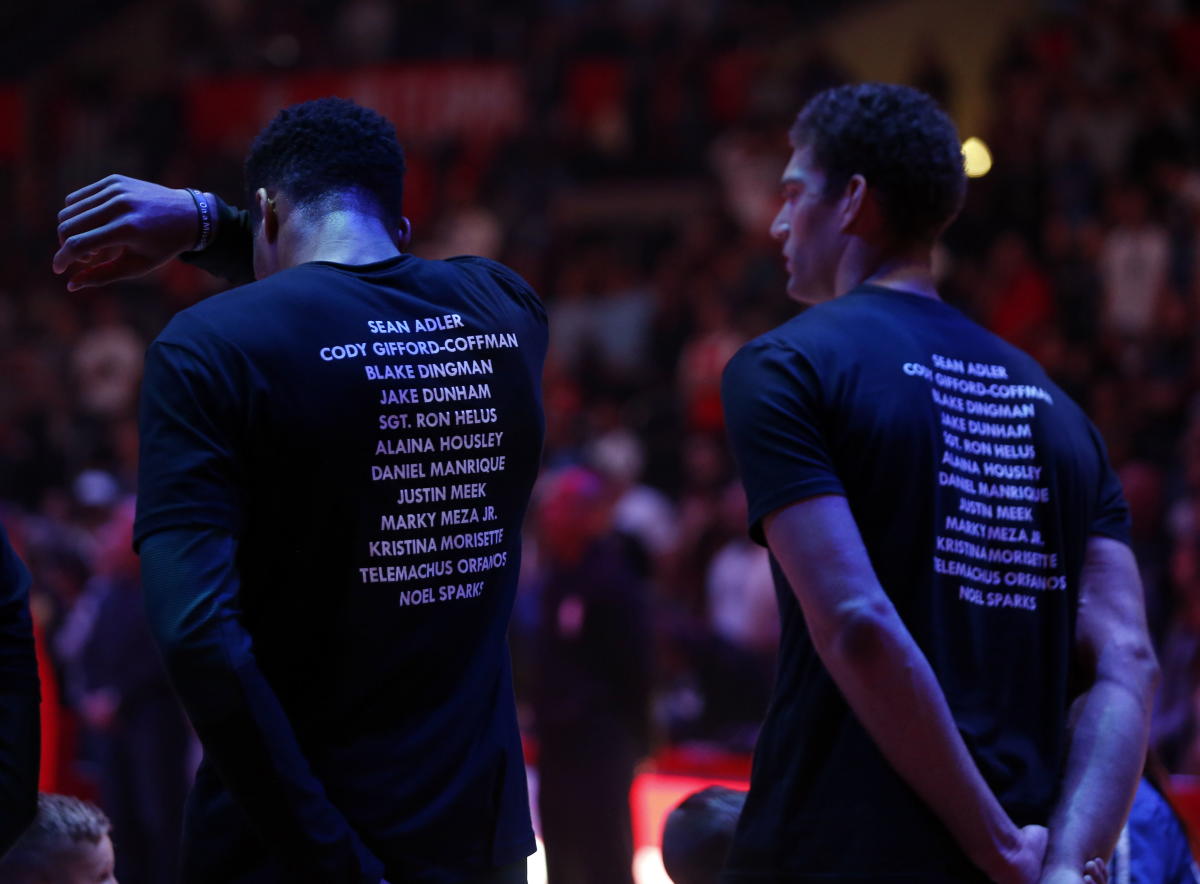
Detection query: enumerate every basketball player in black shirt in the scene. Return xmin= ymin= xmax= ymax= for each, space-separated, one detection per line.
xmin=54 ymin=98 xmax=545 ymax=884
xmin=720 ymin=84 xmax=1155 ymax=883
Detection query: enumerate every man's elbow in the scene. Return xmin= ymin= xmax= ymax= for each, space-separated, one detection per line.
xmin=144 ymin=606 xmax=231 ymax=688
xmin=1099 ymin=638 xmax=1160 ymax=712
xmin=816 ymin=598 xmax=900 ymax=669
xmin=143 ymin=605 xmax=195 ymax=667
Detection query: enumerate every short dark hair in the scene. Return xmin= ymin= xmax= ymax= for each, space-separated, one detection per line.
xmin=244 ymin=97 xmax=406 ymax=227
xmin=0 ymin=793 xmax=111 ymax=882
xmin=790 ymin=83 xmax=966 ymax=245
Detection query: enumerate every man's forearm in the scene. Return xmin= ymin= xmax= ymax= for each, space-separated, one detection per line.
xmin=1040 ymin=536 xmax=1160 ymax=882
xmin=141 ymin=529 xmax=384 ymax=884
xmin=817 ymin=605 xmax=1025 ymax=879
xmin=1042 ymin=678 xmax=1152 ymax=875
xmin=763 ymin=498 xmax=1035 ymax=882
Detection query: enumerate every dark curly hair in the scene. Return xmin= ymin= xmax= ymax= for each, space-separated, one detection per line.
xmin=791 ymin=83 xmax=966 ymax=245
xmin=244 ymin=97 xmax=406 ymax=227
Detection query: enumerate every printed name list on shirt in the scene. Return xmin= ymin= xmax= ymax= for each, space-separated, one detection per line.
xmin=318 ymin=312 xmax=521 ymax=608
xmin=901 ymin=354 xmax=1067 ymax=612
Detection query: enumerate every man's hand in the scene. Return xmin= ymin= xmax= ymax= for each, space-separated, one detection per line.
xmin=990 ymin=824 xmax=1047 ymax=884
xmin=1086 ymin=858 xmax=1109 ymax=884
xmin=53 ymin=174 xmax=205 ymax=290
xmin=1039 ymin=857 xmax=1109 ymax=884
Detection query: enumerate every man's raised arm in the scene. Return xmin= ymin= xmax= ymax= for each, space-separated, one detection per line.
xmin=1038 ymin=537 xmax=1158 ymax=884
xmin=53 ymin=174 xmax=254 ymax=289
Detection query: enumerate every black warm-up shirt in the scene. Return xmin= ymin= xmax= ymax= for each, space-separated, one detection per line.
xmin=136 ymin=239 xmax=547 ymax=883
xmin=720 ymin=286 xmax=1129 ymax=882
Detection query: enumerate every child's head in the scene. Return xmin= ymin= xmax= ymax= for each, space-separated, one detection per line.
xmin=0 ymin=793 xmax=116 ymax=884
xmin=662 ymin=786 xmax=746 ymax=884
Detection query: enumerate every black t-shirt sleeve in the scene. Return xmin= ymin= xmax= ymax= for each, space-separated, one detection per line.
xmin=447 ymin=256 xmax=548 ymax=325
xmin=1086 ymin=424 xmax=1132 ymax=545
xmin=134 ymin=328 xmax=246 ymax=548
xmin=180 ymin=195 xmax=255 ymax=286
xmin=0 ymin=524 xmax=39 ymax=856
xmin=721 ymin=341 xmax=845 ymax=545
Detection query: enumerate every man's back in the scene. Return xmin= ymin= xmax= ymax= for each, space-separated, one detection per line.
xmin=135 ymin=253 xmax=547 ymax=882
xmin=721 ymin=285 xmax=1128 ymax=881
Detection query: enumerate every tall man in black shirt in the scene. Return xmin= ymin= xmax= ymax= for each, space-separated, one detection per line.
xmin=719 ymin=84 xmax=1158 ymax=883
xmin=53 ymin=98 xmax=546 ymax=884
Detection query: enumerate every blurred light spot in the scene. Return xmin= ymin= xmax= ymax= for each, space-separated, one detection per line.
xmin=963 ymin=137 xmax=993 ymax=179
xmin=528 ymin=837 xmax=547 ymax=884
xmin=528 ymin=840 xmax=669 ymax=883
xmin=634 ymin=846 xmax=674 ymax=884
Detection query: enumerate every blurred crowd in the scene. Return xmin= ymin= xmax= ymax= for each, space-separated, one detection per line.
xmin=4 ymin=0 xmax=1200 ymax=879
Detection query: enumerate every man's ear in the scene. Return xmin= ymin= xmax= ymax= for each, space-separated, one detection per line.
xmin=839 ymin=174 xmax=884 ymax=238
xmin=397 ymin=216 xmax=412 ymax=251
xmin=256 ymin=188 xmax=278 ymax=243
xmin=838 ymin=174 xmax=867 ymax=232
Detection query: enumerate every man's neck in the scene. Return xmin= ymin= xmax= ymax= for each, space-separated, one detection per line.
xmin=284 ymin=209 xmax=402 ymax=268
xmin=835 ymin=242 xmax=939 ymax=301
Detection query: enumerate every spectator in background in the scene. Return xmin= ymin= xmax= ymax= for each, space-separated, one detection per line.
xmin=0 ymin=793 xmax=116 ymax=884
xmin=1099 ymin=181 xmax=1169 ymax=344
xmin=667 ymin=434 xmax=732 ymax=615
xmin=981 ymin=231 xmax=1054 ymax=351
xmin=588 ymin=427 xmax=678 ymax=568
xmin=1151 ymin=530 xmax=1200 ymax=772
xmin=75 ymin=498 xmax=188 ymax=884
xmin=71 ymin=295 xmax=143 ymax=420
xmin=1041 ymin=215 xmax=1102 ymax=355
xmin=532 ymin=466 xmax=652 ymax=884
xmin=705 ymin=481 xmax=778 ymax=669
xmin=546 ymin=257 xmax=603 ymax=381
xmin=589 ymin=248 xmax=655 ymax=386
xmin=1120 ymin=461 xmax=1171 ymax=645
xmin=676 ymin=295 xmax=742 ymax=436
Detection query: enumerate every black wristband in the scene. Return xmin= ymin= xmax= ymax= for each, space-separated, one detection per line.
xmin=185 ymin=188 xmax=213 ymax=251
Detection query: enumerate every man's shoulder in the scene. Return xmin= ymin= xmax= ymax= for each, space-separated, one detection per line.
xmin=440 ymin=255 xmax=546 ymax=321
xmin=156 ymin=267 xmax=313 ymax=346
xmin=441 ymin=254 xmax=527 ymax=285
xmin=736 ymin=289 xmax=916 ymax=352
xmin=725 ymin=298 xmax=870 ymax=377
